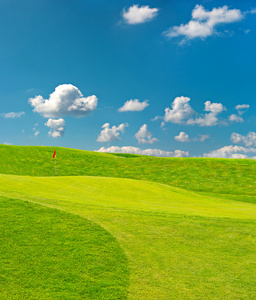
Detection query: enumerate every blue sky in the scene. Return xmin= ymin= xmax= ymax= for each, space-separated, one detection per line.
xmin=0 ymin=0 xmax=256 ymax=158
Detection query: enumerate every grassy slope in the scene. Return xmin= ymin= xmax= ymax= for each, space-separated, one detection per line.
xmin=1 ymin=174 xmax=256 ymax=299
xmin=0 ymin=145 xmax=256 ymax=200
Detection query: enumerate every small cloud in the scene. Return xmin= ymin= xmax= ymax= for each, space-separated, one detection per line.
xmin=34 ymin=131 xmax=40 ymax=136
xmin=244 ymin=29 xmax=250 ymax=34
xmin=122 ymin=5 xmax=159 ymax=25
xmin=175 ymin=132 xmax=190 ymax=142
xmin=29 ymin=84 xmax=98 ymax=118
xmin=160 ymin=121 xmax=166 ymax=131
xmin=164 ymin=96 xmax=194 ymax=124
xmin=45 ymin=118 xmax=65 ymax=138
xmin=235 ymin=104 xmax=249 ymax=115
xmin=187 ymin=101 xmax=226 ymax=126
xmin=135 ymin=124 xmax=158 ymax=144
xmin=164 ymin=5 xmax=244 ymax=42
xmin=96 ymin=146 xmax=189 ymax=157
xmin=151 ymin=115 xmax=162 ymax=121
xmin=1 ymin=111 xmax=25 ymax=118
xmin=97 ymin=123 xmax=128 ymax=143
xmin=118 ymin=99 xmax=149 ymax=112
xmin=228 ymin=114 xmax=243 ymax=123
xmin=194 ymin=134 xmax=209 ymax=142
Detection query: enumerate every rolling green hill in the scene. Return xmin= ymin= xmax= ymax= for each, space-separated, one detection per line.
xmin=1 ymin=144 xmax=256 ymax=200
xmin=1 ymin=145 xmax=256 ymax=299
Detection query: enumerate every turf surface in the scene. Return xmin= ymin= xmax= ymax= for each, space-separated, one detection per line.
xmin=1 ymin=145 xmax=256 ymax=299
xmin=0 ymin=196 xmax=129 ymax=299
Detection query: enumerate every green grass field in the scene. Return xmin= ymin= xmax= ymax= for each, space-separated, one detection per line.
xmin=0 ymin=145 xmax=256 ymax=299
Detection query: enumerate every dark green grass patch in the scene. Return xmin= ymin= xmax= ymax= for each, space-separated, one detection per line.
xmin=1 ymin=145 xmax=256 ymax=200
xmin=0 ymin=197 xmax=129 ymax=300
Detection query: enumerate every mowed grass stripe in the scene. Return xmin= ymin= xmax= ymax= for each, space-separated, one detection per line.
xmin=0 ymin=196 xmax=129 ymax=300
xmin=0 ymin=174 xmax=256 ymax=219
xmin=1 ymin=144 xmax=256 ymax=200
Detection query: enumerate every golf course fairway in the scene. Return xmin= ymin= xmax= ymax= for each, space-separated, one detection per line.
xmin=1 ymin=172 xmax=256 ymax=299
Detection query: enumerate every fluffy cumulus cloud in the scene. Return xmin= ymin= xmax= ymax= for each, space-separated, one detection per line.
xmin=187 ymin=101 xmax=226 ymax=126
xmin=1 ymin=112 xmax=25 ymax=118
xmin=29 ymin=84 xmax=97 ymax=118
xmin=96 ymin=146 xmax=189 ymax=157
xmin=97 ymin=123 xmax=128 ymax=143
xmin=122 ymin=4 xmax=159 ymax=24
xmin=204 ymin=145 xmax=256 ymax=159
xmin=164 ymin=5 xmax=243 ymax=41
xmin=230 ymin=132 xmax=256 ymax=147
xmin=45 ymin=118 xmax=65 ymax=138
xmin=164 ymin=96 xmax=194 ymax=124
xmin=175 ymin=132 xmax=190 ymax=142
xmin=118 ymin=99 xmax=149 ymax=112
xmin=135 ymin=124 xmax=158 ymax=144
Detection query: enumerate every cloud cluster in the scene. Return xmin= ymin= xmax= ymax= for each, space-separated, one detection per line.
xmin=164 ymin=5 xmax=243 ymax=41
xmin=164 ymin=96 xmax=194 ymax=124
xmin=118 ymin=99 xmax=149 ymax=112
xmin=135 ymin=124 xmax=158 ymax=144
xmin=204 ymin=145 xmax=256 ymax=159
xmin=175 ymin=132 xmax=209 ymax=142
xmin=29 ymin=84 xmax=98 ymax=118
xmin=235 ymin=104 xmax=250 ymax=115
xmin=122 ymin=4 xmax=159 ymax=24
xmin=1 ymin=112 xmax=25 ymax=118
xmin=228 ymin=104 xmax=249 ymax=123
xmin=97 ymin=123 xmax=128 ymax=143
xmin=187 ymin=101 xmax=226 ymax=126
xmin=230 ymin=132 xmax=256 ymax=147
xmin=96 ymin=146 xmax=189 ymax=157
xmin=45 ymin=118 xmax=65 ymax=138
xmin=175 ymin=132 xmax=190 ymax=142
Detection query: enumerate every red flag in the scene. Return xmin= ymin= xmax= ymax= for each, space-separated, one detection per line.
xmin=53 ymin=150 xmax=56 ymax=158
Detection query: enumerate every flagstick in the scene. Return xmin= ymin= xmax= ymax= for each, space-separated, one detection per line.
xmin=55 ymin=155 xmax=57 ymax=176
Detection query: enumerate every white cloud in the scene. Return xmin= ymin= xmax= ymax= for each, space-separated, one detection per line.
xmin=228 ymin=114 xmax=243 ymax=122
xmin=96 ymin=146 xmax=189 ymax=157
xmin=230 ymin=132 xmax=256 ymax=147
xmin=118 ymin=99 xmax=149 ymax=112
xmin=135 ymin=124 xmax=158 ymax=144
xmin=97 ymin=123 xmax=128 ymax=143
xmin=34 ymin=131 xmax=40 ymax=136
xmin=187 ymin=101 xmax=226 ymax=126
xmin=160 ymin=121 xmax=166 ymax=131
xmin=164 ymin=5 xmax=243 ymax=41
xmin=29 ymin=84 xmax=97 ymax=118
xmin=151 ymin=115 xmax=162 ymax=121
xmin=204 ymin=145 xmax=256 ymax=158
xmin=235 ymin=104 xmax=249 ymax=115
xmin=175 ymin=132 xmax=190 ymax=142
xmin=164 ymin=96 xmax=194 ymax=124
xmin=249 ymin=8 xmax=256 ymax=14
xmin=45 ymin=118 xmax=65 ymax=138
xmin=122 ymin=4 xmax=159 ymax=25
xmin=1 ymin=111 xmax=25 ymax=118
xmin=194 ymin=134 xmax=209 ymax=142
